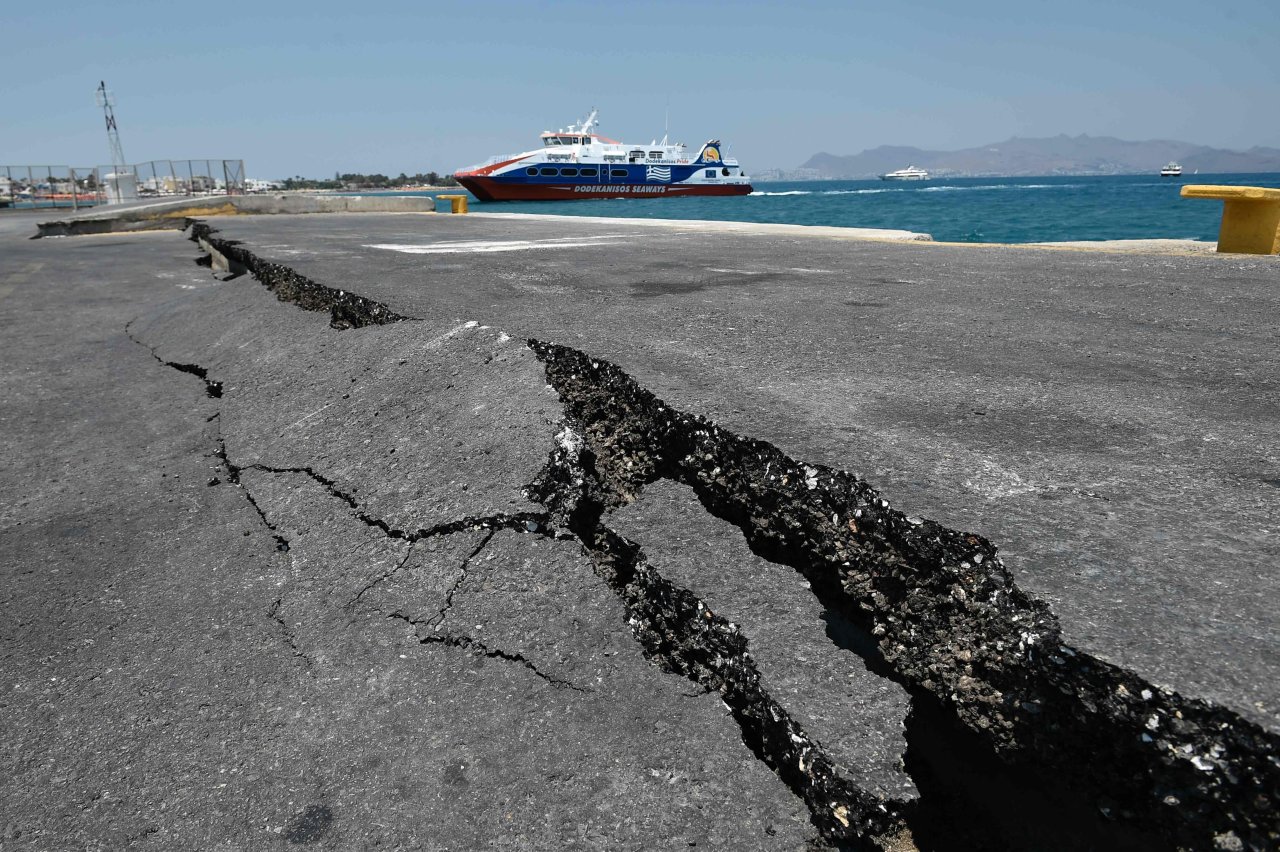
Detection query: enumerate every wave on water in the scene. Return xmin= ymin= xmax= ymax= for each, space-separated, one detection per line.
xmin=919 ymin=183 xmax=1084 ymax=192
xmin=753 ymin=188 xmax=913 ymax=197
xmin=752 ymin=184 xmax=1087 ymax=197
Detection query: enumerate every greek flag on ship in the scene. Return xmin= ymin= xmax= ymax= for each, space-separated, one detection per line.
xmin=453 ymin=108 xmax=753 ymax=202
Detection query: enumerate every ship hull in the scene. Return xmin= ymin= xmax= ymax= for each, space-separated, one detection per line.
xmin=457 ymin=176 xmax=753 ymax=202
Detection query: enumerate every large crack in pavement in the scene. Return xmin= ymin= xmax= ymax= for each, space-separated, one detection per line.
xmin=189 ymin=221 xmax=413 ymax=329
xmin=529 ymin=339 xmax=1280 ymax=851
xmin=120 ymin=220 xmax=1277 ymax=850
xmin=527 ymin=424 xmax=913 ymax=848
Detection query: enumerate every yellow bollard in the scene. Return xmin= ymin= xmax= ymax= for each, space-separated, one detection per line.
xmin=1180 ymin=185 xmax=1280 ymax=255
xmin=435 ymin=194 xmax=469 ymax=214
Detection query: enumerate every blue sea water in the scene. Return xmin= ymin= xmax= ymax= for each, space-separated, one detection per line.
xmin=385 ymin=173 xmax=1280 ymax=244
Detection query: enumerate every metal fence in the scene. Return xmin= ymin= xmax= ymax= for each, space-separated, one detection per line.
xmin=0 ymin=165 xmax=101 ymax=211
xmin=124 ymin=159 xmax=246 ymax=199
xmin=1 ymin=159 xmax=245 ymax=211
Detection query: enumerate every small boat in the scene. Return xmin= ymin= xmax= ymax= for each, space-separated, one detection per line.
xmin=454 ymin=109 xmax=753 ymax=201
xmin=880 ymin=165 xmax=929 ymax=181
xmin=1160 ymin=162 xmax=1183 ymax=177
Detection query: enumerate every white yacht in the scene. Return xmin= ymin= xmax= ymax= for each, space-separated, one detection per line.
xmin=880 ymin=165 xmax=929 ymax=181
xmin=1160 ymin=162 xmax=1183 ymax=177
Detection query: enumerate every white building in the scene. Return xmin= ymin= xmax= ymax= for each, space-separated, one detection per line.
xmin=246 ymin=178 xmax=284 ymax=193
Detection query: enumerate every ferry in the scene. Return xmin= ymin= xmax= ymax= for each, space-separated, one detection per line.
xmin=453 ymin=109 xmax=752 ymax=201
xmin=880 ymin=165 xmax=930 ymax=181
xmin=1160 ymin=162 xmax=1183 ymax=177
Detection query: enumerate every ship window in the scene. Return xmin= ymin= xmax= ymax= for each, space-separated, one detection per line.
xmin=561 ymin=167 xmax=578 ymax=176
xmin=629 ymin=150 xmax=644 ymax=161
xmin=722 ymin=167 xmax=730 ymax=176
xmin=526 ymin=167 xmax=538 ymax=175
xmin=540 ymin=167 xmax=558 ymax=176
xmin=648 ymin=151 xmax=663 ymax=159
xmin=579 ymin=167 xmax=597 ymax=176
xmin=611 ymin=168 xmax=629 ymax=177
xmin=706 ymin=169 xmax=717 ymax=178
xmin=545 ymin=137 xmax=559 ymax=146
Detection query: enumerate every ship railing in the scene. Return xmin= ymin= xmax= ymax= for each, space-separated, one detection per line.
xmin=458 ymin=153 xmax=527 ymax=173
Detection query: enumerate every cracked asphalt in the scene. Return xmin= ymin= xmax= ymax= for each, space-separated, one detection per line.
xmin=200 ymin=211 xmax=1280 ymax=734
xmin=2 ymin=208 xmax=1277 ymax=850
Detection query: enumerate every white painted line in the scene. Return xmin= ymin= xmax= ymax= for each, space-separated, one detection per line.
xmin=364 ymin=235 xmax=626 ymax=255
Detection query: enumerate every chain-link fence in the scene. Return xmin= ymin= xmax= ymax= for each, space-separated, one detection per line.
xmin=0 ymin=165 xmax=103 ymax=211
xmin=1 ymin=159 xmax=245 ymax=211
xmin=124 ymin=159 xmax=246 ymax=200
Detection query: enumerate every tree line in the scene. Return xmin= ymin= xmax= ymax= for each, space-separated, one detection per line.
xmin=281 ymin=172 xmax=459 ymax=190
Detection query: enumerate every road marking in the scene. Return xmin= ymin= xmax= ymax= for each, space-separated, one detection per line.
xmin=364 ymin=235 xmax=625 ymax=255
xmin=0 ymin=262 xmax=44 ymax=301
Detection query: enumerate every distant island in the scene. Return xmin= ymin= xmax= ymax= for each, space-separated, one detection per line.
xmin=760 ymin=134 xmax=1280 ymax=180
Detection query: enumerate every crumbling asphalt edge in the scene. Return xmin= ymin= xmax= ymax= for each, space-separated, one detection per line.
xmin=528 ymin=339 xmax=1279 ymax=851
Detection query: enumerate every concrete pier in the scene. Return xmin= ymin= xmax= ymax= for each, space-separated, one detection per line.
xmin=2 ymin=208 xmax=1277 ymax=850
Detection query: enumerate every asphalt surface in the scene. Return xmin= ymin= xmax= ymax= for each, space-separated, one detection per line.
xmin=1 ymin=217 xmax=825 ymax=850
xmin=2 ymin=208 xmax=1277 ymax=849
xmin=203 ymin=211 xmax=1280 ymax=732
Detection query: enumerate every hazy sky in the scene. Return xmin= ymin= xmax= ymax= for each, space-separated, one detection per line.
xmin=3 ymin=0 xmax=1277 ymax=178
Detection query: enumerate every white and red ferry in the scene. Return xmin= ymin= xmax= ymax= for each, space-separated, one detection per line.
xmin=454 ymin=109 xmax=752 ymax=201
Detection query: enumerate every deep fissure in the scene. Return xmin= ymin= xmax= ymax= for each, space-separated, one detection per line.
xmin=529 ymin=338 xmax=1279 ymax=851
xmin=187 ymin=221 xmax=413 ymax=329
xmin=525 ymin=424 xmax=911 ymax=848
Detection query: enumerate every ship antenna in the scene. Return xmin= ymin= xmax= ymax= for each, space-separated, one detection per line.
xmin=580 ymin=107 xmax=598 ymax=136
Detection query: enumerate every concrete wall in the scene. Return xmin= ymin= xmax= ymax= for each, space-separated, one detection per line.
xmin=36 ymin=194 xmax=440 ymax=237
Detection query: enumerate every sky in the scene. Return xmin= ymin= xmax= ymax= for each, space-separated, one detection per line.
xmin=3 ymin=0 xmax=1277 ymax=179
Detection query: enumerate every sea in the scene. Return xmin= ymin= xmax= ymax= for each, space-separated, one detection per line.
xmin=388 ymin=173 xmax=1280 ymax=244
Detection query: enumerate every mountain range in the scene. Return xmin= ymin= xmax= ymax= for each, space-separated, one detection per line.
xmin=797 ymin=134 xmax=1280 ymax=178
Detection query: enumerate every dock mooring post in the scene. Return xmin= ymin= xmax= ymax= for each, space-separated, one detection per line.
xmin=1181 ymin=185 xmax=1280 ymax=255
xmin=435 ymin=194 xmax=469 ymax=214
